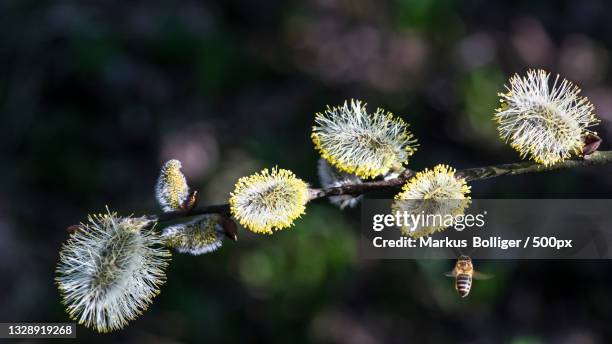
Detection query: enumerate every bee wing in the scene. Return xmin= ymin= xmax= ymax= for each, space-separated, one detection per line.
xmin=472 ymin=271 xmax=493 ymax=280
xmin=444 ymin=270 xmax=457 ymax=278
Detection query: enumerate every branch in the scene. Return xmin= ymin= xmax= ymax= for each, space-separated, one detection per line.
xmin=151 ymin=150 xmax=612 ymax=223
xmin=456 ymin=150 xmax=612 ymax=181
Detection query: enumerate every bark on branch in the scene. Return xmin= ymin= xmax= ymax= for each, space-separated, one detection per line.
xmin=152 ymin=150 xmax=612 ymax=223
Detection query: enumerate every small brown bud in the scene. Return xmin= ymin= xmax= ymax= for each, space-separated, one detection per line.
xmin=66 ymin=224 xmax=82 ymax=234
xmin=220 ymin=217 xmax=238 ymax=241
xmin=180 ymin=190 xmax=199 ymax=212
xmin=582 ymin=133 xmax=602 ymax=156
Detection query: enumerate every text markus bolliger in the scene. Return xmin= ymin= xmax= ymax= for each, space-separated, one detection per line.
xmin=372 ymin=236 xmax=526 ymax=250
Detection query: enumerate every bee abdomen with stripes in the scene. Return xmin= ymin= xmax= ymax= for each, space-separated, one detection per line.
xmin=455 ymin=273 xmax=472 ymax=297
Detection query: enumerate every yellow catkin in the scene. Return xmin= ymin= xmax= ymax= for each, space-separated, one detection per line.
xmin=312 ymin=99 xmax=418 ymax=179
xmin=495 ymin=69 xmax=599 ymax=166
xmin=156 ymin=159 xmax=190 ymax=212
xmin=229 ymin=167 xmax=309 ymax=234
xmin=393 ymin=164 xmax=471 ymax=237
xmin=162 ymin=215 xmax=224 ymax=255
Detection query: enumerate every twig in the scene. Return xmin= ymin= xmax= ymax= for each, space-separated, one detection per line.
xmin=457 ymin=150 xmax=612 ymax=181
xmin=151 ymin=150 xmax=612 ymax=223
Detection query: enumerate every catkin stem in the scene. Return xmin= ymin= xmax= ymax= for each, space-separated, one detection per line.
xmin=151 ymin=150 xmax=612 ymax=222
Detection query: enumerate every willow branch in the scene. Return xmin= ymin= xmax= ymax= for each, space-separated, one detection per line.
xmin=151 ymin=150 xmax=612 ymax=223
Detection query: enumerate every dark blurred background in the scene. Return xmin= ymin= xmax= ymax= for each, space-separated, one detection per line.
xmin=2 ymin=0 xmax=612 ymax=343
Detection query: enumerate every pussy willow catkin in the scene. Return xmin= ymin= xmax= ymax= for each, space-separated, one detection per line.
xmin=162 ymin=215 xmax=225 ymax=255
xmin=312 ymin=99 xmax=418 ymax=179
xmin=156 ymin=159 xmax=190 ymax=212
xmin=495 ymin=69 xmax=599 ymax=166
xmin=393 ymin=164 xmax=471 ymax=237
xmin=229 ymin=167 xmax=309 ymax=234
xmin=56 ymin=211 xmax=170 ymax=332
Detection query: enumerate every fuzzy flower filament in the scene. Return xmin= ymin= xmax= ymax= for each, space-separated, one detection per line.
xmin=229 ymin=167 xmax=309 ymax=234
xmin=495 ymin=69 xmax=600 ymax=166
xmin=56 ymin=211 xmax=170 ymax=332
xmin=312 ymin=99 xmax=418 ymax=179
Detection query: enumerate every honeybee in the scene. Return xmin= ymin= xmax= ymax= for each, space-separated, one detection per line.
xmin=444 ymin=255 xmax=492 ymax=298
